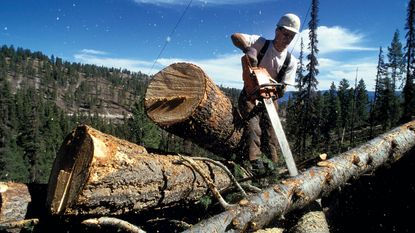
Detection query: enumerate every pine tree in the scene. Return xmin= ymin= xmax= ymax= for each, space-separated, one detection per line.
xmin=388 ymin=30 xmax=405 ymax=89
xmin=324 ymin=82 xmax=340 ymax=152
xmin=337 ymin=79 xmax=352 ymax=151
xmin=355 ymin=79 xmax=369 ymax=128
xmin=386 ymin=30 xmax=405 ymax=126
xmin=402 ymin=0 xmax=415 ymax=123
xmin=287 ymin=38 xmax=306 ymax=155
xmin=296 ymin=0 xmax=320 ymax=157
xmin=127 ymin=98 xmax=161 ymax=149
xmin=378 ymin=76 xmax=395 ymax=130
xmin=370 ymin=47 xmax=388 ymax=136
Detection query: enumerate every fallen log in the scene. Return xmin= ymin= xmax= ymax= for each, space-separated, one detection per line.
xmin=0 ymin=182 xmax=31 ymax=224
xmin=183 ymin=121 xmax=415 ymax=232
xmin=46 ymin=125 xmax=232 ymax=216
xmin=144 ymin=62 xmax=244 ymax=157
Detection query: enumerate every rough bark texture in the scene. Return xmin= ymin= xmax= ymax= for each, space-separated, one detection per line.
xmin=0 ymin=182 xmax=31 ymax=224
xmin=144 ymin=62 xmax=243 ymax=157
xmin=183 ymin=121 xmax=415 ymax=232
xmin=46 ymin=125 xmax=232 ymax=216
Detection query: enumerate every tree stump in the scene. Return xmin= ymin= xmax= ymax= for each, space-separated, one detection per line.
xmin=144 ymin=62 xmax=244 ymax=157
xmin=46 ymin=125 xmax=232 ymax=216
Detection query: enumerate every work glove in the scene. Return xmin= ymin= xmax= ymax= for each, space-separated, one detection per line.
xmin=244 ymin=47 xmax=258 ymax=67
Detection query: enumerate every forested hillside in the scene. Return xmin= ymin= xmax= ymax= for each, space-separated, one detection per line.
xmin=0 ymin=45 xmax=227 ymax=183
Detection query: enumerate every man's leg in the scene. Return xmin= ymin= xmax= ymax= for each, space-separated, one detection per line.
xmin=261 ymin=100 xmax=280 ymax=163
xmin=238 ymin=91 xmax=265 ymax=175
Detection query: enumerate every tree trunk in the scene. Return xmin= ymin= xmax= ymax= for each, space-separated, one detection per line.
xmin=183 ymin=121 xmax=415 ymax=232
xmin=46 ymin=125 xmax=232 ymax=216
xmin=0 ymin=182 xmax=31 ymax=223
xmin=144 ymin=62 xmax=244 ymax=157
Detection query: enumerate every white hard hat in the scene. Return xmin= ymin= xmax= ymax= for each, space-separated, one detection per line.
xmin=277 ymin=13 xmax=300 ymax=34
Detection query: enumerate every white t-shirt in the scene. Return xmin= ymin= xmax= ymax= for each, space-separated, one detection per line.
xmin=241 ymin=33 xmax=297 ymax=86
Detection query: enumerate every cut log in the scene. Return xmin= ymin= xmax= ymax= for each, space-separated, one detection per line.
xmin=46 ymin=125 xmax=232 ymax=216
xmin=144 ymin=62 xmax=243 ymax=157
xmin=0 ymin=182 xmax=31 ymax=224
xmin=183 ymin=121 xmax=415 ymax=232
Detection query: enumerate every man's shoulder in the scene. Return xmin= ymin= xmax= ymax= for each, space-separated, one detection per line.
xmin=241 ymin=34 xmax=266 ymax=46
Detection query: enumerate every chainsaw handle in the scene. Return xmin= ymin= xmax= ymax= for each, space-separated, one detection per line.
xmin=258 ymin=83 xmax=283 ymax=88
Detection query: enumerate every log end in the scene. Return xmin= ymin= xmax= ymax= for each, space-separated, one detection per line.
xmin=0 ymin=182 xmax=31 ymax=223
xmin=46 ymin=125 xmax=95 ymax=215
xmin=46 ymin=125 xmax=149 ymax=215
xmin=144 ymin=63 xmax=207 ymax=126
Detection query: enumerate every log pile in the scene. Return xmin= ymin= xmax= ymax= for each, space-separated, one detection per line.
xmin=0 ymin=121 xmax=414 ymax=232
xmin=46 ymin=125 xmax=233 ymax=216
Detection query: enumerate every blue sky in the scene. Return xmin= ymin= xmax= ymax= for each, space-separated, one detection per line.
xmin=0 ymin=0 xmax=408 ymax=91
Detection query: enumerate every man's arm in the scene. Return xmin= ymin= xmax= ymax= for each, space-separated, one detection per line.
xmin=231 ymin=33 xmax=250 ymax=52
xmin=231 ymin=33 xmax=259 ymax=67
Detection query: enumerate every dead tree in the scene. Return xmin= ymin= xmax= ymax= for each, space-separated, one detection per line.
xmin=183 ymin=121 xmax=415 ymax=232
xmin=46 ymin=125 xmax=233 ymax=216
xmin=144 ymin=62 xmax=244 ymax=157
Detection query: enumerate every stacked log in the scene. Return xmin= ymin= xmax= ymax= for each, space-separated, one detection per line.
xmin=46 ymin=125 xmax=233 ymax=216
xmin=0 ymin=182 xmax=31 ymax=223
xmin=183 ymin=121 xmax=415 ymax=232
xmin=144 ymin=62 xmax=244 ymax=157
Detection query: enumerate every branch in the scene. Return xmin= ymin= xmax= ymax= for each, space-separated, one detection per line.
xmin=179 ymin=155 xmax=236 ymax=210
xmin=82 ymin=217 xmax=146 ymax=233
xmin=191 ymin=157 xmax=248 ymax=197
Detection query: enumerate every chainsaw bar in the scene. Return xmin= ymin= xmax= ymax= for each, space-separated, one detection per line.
xmin=253 ymin=68 xmax=299 ymax=177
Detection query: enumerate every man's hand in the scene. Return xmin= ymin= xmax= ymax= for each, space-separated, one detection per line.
xmin=245 ymin=47 xmax=258 ymax=67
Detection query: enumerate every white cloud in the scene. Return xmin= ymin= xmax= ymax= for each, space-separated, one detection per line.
xmin=75 ymin=25 xmax=380 ymax=91
xmin=317 ymin=57 xmax=378 ymax=91
xmin=74 ymin=50 xmax=154 ymax=74
xmin=80 ymin=49 xmax=108 ymax=55
xmin=292 ymin=26 xmax=378 ymax=54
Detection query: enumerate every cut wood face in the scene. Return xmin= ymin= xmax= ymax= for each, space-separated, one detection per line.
xmin=145 ymin=63 xmax=206 ymax=126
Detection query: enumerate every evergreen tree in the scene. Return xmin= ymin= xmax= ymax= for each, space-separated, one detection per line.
xmin=402 ymin=0 xmax=415 ymax=123
xmin=388 ymin=30 xmax=405 ymax=89
xmin=370 ymin=47 xmax=388 ymax=136
xmin=287 ymin=38 xmax=306 ymax=155
xmin=296 ymin=0 xmax=320 ymax=157
xmin=322 ymin=82 xmax=340 ymax=153
xmin=17 ymin=87 xmax=43 ymax=182
xmin=337 ymin=79 xmax=352 ymax=150
xmin=127 ymin=98 xmax=161 ymax=149
xmin=355 ymin=79 xmax=369 ymax=128
xmin=378 ymin=75 xmax=395 ymax=130
xmin=387 ymin=30 xmax=405 ymax=126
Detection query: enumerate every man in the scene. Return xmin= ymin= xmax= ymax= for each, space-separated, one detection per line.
xmin=231 ymin=13 xmax=300 ymax=176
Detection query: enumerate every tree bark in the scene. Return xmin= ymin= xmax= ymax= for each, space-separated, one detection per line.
xmin=0 ymin=182 xmax=31 ymax=224
xmin=46 ymin=125 xmax=232 ymax=216
xmin=144 ymin=62 xmax=244 ymax=157
xmin=183 ymin=121 xmax=415 ymax=232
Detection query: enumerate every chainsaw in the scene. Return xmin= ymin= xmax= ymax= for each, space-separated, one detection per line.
xmin=242 ymin=56 xmax=299 ymax=177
